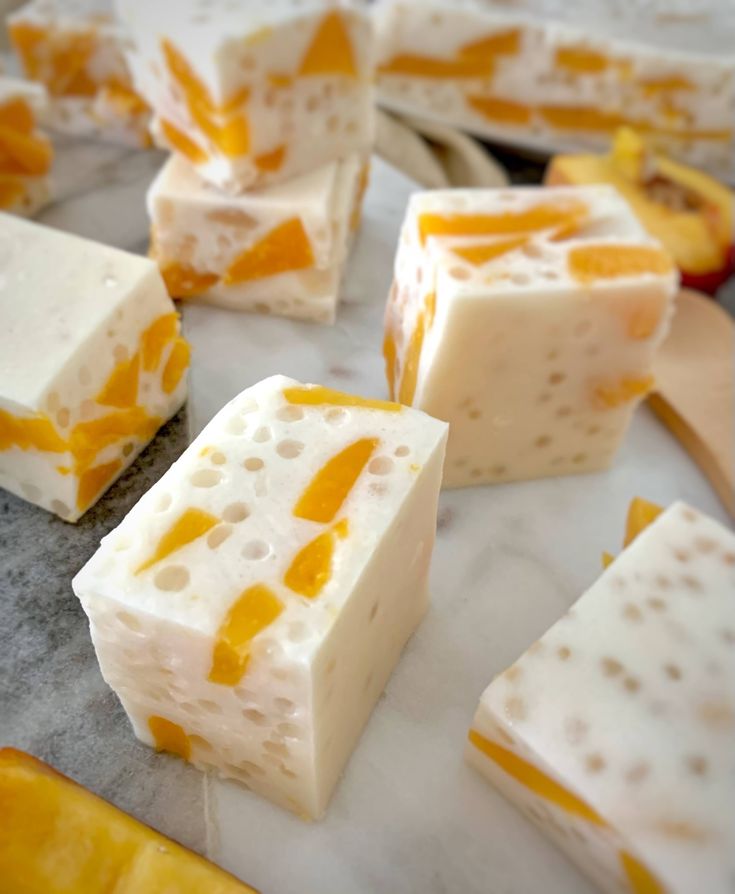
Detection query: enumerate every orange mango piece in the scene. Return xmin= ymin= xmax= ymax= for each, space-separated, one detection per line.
xmin=539 ymin=105 xmax=622 ymax=132
xmin=554 ymin=46 xmax=609 ymax=74
xmin=639 ymin=75 xmax=694 ymax=96
xmin=624 ymin=497 xmax=664 ymax=547
xmin=0 ymin=748 xmax=257 ymax=894
xmin=136 ymin=507 xmax=219 ymax=574
xmin=160 ymin=261 xmax=219 ymax=300
xmin=148 ymin=716 xmax=191 ymax=761
xmin=161 ymin=338 xmax=191 ymax=395
xmin=0 ymin=410 xmax=67 ymax=453
xmin=468 ymin=730 xmax=607 ymax=825
xmin=424 ymin=291 xmax=437 ymax=328
xmin=450 ymin=234 xmax=529 ymax=266
xmin=69 ymin=408 xmax=161 ymax=470
xmin=284 ymin=520 xmax=348 ymax=599
xmin=460 ymin=30 xmax=521 ymax=58
xmin=159 ymin=118 xmax=209 ymax=165
xmin=96 ymin=354 xmax=140 ymax=409
xmin=380 ymin=53 xmax=495 ymax=80
xmin=0 ymin=98 xmax=35 ymax=133
xmin=77 ymin=459 xmax=123 ymax=512
xmin=569 ymin=244 xmax=673 ymax=282
xmin=162 ymin=39 xmax=215 ymax=115
xmin=254 ymin=145 xmax=286 ymax=173
xmin=208 ymin=585 xmax=283 ymax=686
xmin=602 ymin=551 xmax=615 ymax=569
xmin=283 ymin=385 xmax=401 ymax=413
xmin=0 ymin=176 xmax=25 ymax=209
xmin=299 ymin=11 xmax=357 ymax=78
xmin=0 ymin=126 xmax=53 ymax=176
xmin=620 ymin=851 xmax=667 ymax=894
xmin=593 ymin=374 xmax=655 ymax=410
xmin=294 ymin=437 xmax=378 ymax=523
xmin=383 ymin=331 xmax=398 ymax=401
xmin=9 ymin=22 xmax=46 ymax=80
xmin=467 ymin=95 xmax=532 ymax=126
xmin=224 ymin=218 xmax=315 ymax=284
xmin=141 ymin=313 xmax=178 ymax=372
xmin=398 ymin=311 xmax=426 ymax=406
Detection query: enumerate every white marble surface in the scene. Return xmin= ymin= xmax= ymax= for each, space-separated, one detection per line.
xmin=185 ymin=159 xmax=731 ymax=894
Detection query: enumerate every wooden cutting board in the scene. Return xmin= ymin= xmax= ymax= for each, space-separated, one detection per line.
xmin=649 ymin=289 xmax=735 ymax=518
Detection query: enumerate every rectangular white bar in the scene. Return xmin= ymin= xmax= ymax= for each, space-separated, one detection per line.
xmin=0 ymin=213 xmax=188 ymax=521
xmin=148 ymin=152 xmax=368 ymax=324
xmin=467 ymin=500 xmax=735 ymax=894
xmin=72 ymin=376 xmax=448 ymax=818
xmin=116 ymin=0 xmax=375 ymax=191
xmin=383 ymin=185 xmax=678 ymax=487
xmin=375 ymin=0 xmax=735 ymax=181
xmin=0 ymin=75 xmax=52 ymax=216
xmin=9 ymin=0 xmax=151 ymax=147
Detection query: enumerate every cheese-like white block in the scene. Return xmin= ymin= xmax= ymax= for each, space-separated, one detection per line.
xmin=115 ymin=0 xmax=375 ymax=192
xmin=8 ymin=0 xmax=151 ymax=148
xmin=148 ymin=152 xmax=369 ymax=324
xmin=376 ymin=0 xmax=735 ymax=180
xmin=467 ymin=501 xmax=735 ymax=894
xmin=72 ymin=376 xmax=448 ymax=818
xmin=0 ymin=76 xmax=52 ymax=216
xmin=384 ymin=185 xmax=678 ymax=487
xmin=0 ymin=213 xmax=188 ymax=521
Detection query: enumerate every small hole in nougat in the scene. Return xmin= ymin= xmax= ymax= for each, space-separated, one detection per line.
xmin=191 ymin=468 xmax=223 ymax=488
xmin=288 ymin=622 xmax=309 ymax=643
xmin=154 ymin=565 xmax=190 ymax=591
xmin=368 ymin=456 xmax=394 ymax=476
xmin=210 ymin=451 xmax=226 ymax=465
xmin=244 ymin=457 xmax=264 ymax=471
xmin=274 ymin=697 xmax=296 ymax=715
xmin=227 ymin=416 xmax=247 ymax=436
xmin=277 ymin=405 xmax=304 ymax=422
xmin=243 ymin=708 xmax=267 ymax=725
xmin=196 ymin=699 xmax=223 ymax=714
xmin=277 ymin=722 xmax=300 ymax=739
xmin=277 ymin=440 xmax=304 ymax=459
xmin=242 ymin=540 xmax=271 ymax=561
xmin=207 ymin=525 xmax=232 ymax=549
xmin=117 ymin=611 xmax=142 ymax=632
xmin=325 ymin=407 xmax=348 ymax=426
xmin=223 ymin=502 xmax=250 ymax=523
xmin=394 ymin=445 xmax=410 ymax=457
xmin=155 ymin=493 xmax=172 ymax=513
xmin=253 ymin=426 xmax=272 ymax=443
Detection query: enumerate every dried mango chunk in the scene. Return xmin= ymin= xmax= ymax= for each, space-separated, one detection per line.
xmin=224 ymin=218 xmax=315 ymax=284
xmin=136 ymin=508 xmax=219 ymax=573
xmin=294 ymin=437 xmax=379 ymax=523
xmin=284 ymin=386 xmax=401 ymax=413
xmin=569 ymin=244 xmax=673 ymax=281
xmin=299 ymin=12 xmax=357 ymax=78
xmin=284 ymin=521 xmax=348 ymax=599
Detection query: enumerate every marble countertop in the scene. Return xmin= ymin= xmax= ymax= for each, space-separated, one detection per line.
xmin=0 ymin=134 xmax=733 ymax=893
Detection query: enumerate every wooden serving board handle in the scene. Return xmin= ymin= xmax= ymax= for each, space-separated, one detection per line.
xmin=648 ymin=289 xmax=735 ymax=518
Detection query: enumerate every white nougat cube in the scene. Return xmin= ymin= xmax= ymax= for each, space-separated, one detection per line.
xmin=0 ymin=214 xmax=188 ymax=521
xmin=0 ymin=76 xmax=52 ymax=217
xmin=8 ymin=0 xmax=151 ymax=148
xmin=376 ymin=0 xmax=735 ymax=180
xmin=72 ymin=376 xmax=448 ymax=818
xmin=148 ymin=152 xmax=368 ymax=324
xmin=467 ymin=501 xmax=735 ymax=894
xmin=116 ymin=0 xmax=375 ymax=192
xmin=384 ymin=185 xmax=678 ymax=487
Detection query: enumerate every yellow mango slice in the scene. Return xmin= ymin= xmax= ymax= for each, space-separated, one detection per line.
xmin=284 ymin=521 xmax=348 ymax=599
xmin=451 ymin=234 xmax=529 ymax=266
xmin=283 ymin=385 xmax=401 ymax=413
xmin=467 ymin=95 xmax=532 ymax=125
xmin=554 ymin=46 xmax=609 ymax=74
xmin=0 ymin=410 xmax=67 ymax=453
xmin=99 ymin=81 xmax=149 ymax=116
xmin=162 ymin=39 xmax=215 ymax=115
xmin=209 ymin=585 xmax=284 ymax=686
xmin=299 ymin=11 xmax=357 ymax=78
xmin=69 ymin=408 xmax=161 ymax=470
xmin=624 ymin=497 xmax=663 ymax=547
xmin=162 ymin=337 xmax=191 ymax=394
xmin=160 ymin=261 xmax=219 ymax=300
xmin=76 ymin=459 xmax=123 ymax=512
xmin=0 ymin=176 xmax=25 ymax=209
xmin=539 ymin=105 xmax=622 ymax=132
xmin=380 ymin=53 xmax=496 ymax=79
xmin=602 ymin=551 xmax=615 ymax=569
xmin=224 ymin=218 xmax=315 ymax=284
xmin=569 ymin=244 xmax=673 ymax=281
xmin=136 ymin=508 xmax=219 ymax=574
xmin=620 ymin=850 xmax=667 ymax=894
xmin=593 ymin=374 xmax=655 ymax=409
xmin=460 ymin=30 xmax=521 ymax=58
xmin=424 ymin=291 xmax=437 ymax=328
xmin=639 ymin=75 xmax=694 ymax=96
xmin=0 ymin=125 xmax=53 ymax=176
xmin=398 ymin=311 xmax=426 ymax=406
xmin=468 ymin=730 xmax=607 ymax=825
xmin=96 ymin=354 xmax=140 ymax=409
xmin=0 ymin=97 xmax=35 ymax=133
xmin=254 ymin=145 xmax=286 ymax=173
xmin=294 ymin=438 xmax=378 ymax=523
xmin=159 ymin=118 xmax=209 ymax=165
xmin=0 ymin=748 xmax=257 ymax=893
xmin=141 ymin=313 xmax=178 ymax=372
xmin=9 ymin=22 xmax=46 ymax=80
xmin=148 ymin=716 xmax=191 ymax=760
xmin=383 ymin=331 xmax=398 ymax=401
xmin=418 ymin=200 xmax=587 ymax=245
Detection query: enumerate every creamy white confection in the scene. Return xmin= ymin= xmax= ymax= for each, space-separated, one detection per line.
xmin=0 ymin=76 xmax=52 ymax=217
xmin=116 ymin=0 xmax=375 ymax=192
xmin=148 ymin=152 xmax=368 ymax=324
xmin=8 ymin=0 xmax=151 ymax=147
xmin=467 ymin=501 xmax=735 ymax=894
xmin=384 ymin=185 xmax=678 ymax=487
xmin=375 ymin=0 xmax=735 ymax=180
xmin=72 ymin=375 xmax=448 ymax=818
xmin=0 ymin=213 xmax=188 ymax=521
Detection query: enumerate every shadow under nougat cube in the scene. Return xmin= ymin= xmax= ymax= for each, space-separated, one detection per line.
xmin=117 ymin=0 xmax=375 ymax=192
xmin=0 ymin=214 xmax=188 ymax=521
xmin=148 ymin=152 xmax=368 ymax=323
xmin=383 ymin=185 xmax=678 ymax=487
xmin=467 ymin=501 xmax=735 ymax=894
xmin=73 ymin=377 xmax=447 ymax=818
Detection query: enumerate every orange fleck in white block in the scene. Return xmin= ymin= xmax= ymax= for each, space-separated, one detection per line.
xmin=148 ymin=152 xmax=368 ymax=323
xmin=467 ymin=500 xmax=735 ymax=894
xmin=0 ymin=214 xmax=188 ymax=521
xmin=73 ymin=376 xmax=447 ymax=818
xmin=384 ymin=185 xmax=678 ymax=487
xmin=9 ymin=0 xmax=151 ymax=148
xmin=0 ymin=76 xmax=52 ymax=216
xmin=376 ymin=1 xmax=735 ymax=180
xmin=116 ymin=0 xmax=375 ymax=192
